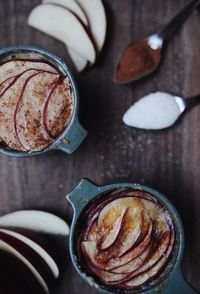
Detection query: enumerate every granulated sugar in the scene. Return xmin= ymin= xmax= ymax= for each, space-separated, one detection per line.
xmin=123 ymin=92 xmax=182 ymax=130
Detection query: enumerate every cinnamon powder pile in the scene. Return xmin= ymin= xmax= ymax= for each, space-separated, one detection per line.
xmin=115 ymin=39 xmax=161 ymax=84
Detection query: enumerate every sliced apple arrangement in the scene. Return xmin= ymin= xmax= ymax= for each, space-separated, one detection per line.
xmin=28 ymin=0 xmax=107 ymax=72
xmin=0 ymin=58 xmax=73 ymax=152
xmin=0 ymin=210 xmax=69 ymax=293
xmin=79 ymin=189 xmax=175 ymax=290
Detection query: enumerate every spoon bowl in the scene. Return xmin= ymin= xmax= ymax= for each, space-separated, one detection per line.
xmin=123 ymin=91 xmax=200 ymax=131
xmin=115 ymin=0 xmax=200 ymax=84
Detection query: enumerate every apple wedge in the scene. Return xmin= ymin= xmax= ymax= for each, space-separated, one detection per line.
xmin=107 ymin=222 xmax=153 ymax=270
xmin=0 ymin=239 xmax=49 ymax=293
xmin=42 ymin=0 xmax=88 ymax=26
xmin=0 ymin=229 xmax=59 ymax=278
xmin=43 ymin=76 xmax=73 ymax=138
xmin=15 ymin=71 xmax=59 ymax=151
xmin=0 ymin=69 xmax=45 ymax=151
xmin=100 ymin=209 xmax=126 ymax=251
xmin=0 ymin=251 xmax=47 ymax=294
xmin=123 ymin=230 xmax=175 ymax=288
xmin=76 ymin=0 xmax=107 ymax=52
xmin=40 ymin=1 xmax=88 ymax=71
xmin=28 ymin=4 xmax=96 ymax=63
xmin=68 ymin=48 xmax=87 ymax=72
xmin=0 ymin=59 xmax=57 ymax=84
xmin=111 ymin=242 xmax=152 ymax=274
xmin=0 ymin=210 xmax=69 ymax=236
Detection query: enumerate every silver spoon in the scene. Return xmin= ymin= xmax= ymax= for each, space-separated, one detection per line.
xmin=115 ymin=0 xmax=200 ymax=84
xmin=123 ymin=92 xmax=200 ymax=130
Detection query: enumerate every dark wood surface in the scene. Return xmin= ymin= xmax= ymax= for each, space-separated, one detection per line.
xmin=0 ymin=0 xmax=200 ymax=293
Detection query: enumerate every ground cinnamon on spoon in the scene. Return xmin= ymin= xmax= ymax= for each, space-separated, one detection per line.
xmin=115 ymin=39 xmax=161 ymax=84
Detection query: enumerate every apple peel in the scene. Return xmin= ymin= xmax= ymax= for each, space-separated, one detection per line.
xmin=0 ymin=210 xmax=69 ymax=236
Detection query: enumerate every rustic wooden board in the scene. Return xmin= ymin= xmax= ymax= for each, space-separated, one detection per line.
xmin=0 ymin=0 xmax=199 ymax=293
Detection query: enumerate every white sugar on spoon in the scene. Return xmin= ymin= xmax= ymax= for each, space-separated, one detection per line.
xmin=123 ymin=91 xmax=199 ymax=130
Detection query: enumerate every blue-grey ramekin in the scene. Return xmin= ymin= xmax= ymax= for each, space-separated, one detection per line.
xmin=0 ymin=45 xmax=87 ymax=157
xmin=67 ymin=179 xmax=197 ymax=294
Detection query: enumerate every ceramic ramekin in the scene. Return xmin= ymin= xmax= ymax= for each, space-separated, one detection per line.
xmin=0 ymin=45 xmax=87 ymax=157
xmin=67 ymin=179 xmax=197 ymax=294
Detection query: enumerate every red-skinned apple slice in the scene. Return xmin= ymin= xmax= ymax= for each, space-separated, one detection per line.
xmin=0 ymin=251 xmax=47 ymax=294
xmin=100 ymin=208 xmax=127 ymax=251
xmin=42 ymin=0 xmax=88 ymax=26
xmin=0 ymin=60 xmax=57 ymax=84
xmin=108 ymin=230 xmax=171 ymax=285
xmin=68 ymin=48 xmax=88 ymax=72
xmin=86 ymin=190 xmax=155 ymax=222
xmin=0 ymin=69 xmax=47 ymax=151
xmin=28 ymin=4 xmax=96 ymax=63
xmin=95 ymin=231 xmax=170 ymax=285
xmin=0 ymin=210 xmax=69 ymax=236
xmin=122 ymin=229 xmax=175 ymax=288
xmin=15 ymin=71 xmax=59 ymax=151
xmin=110 ymin=240 xmax=153 ymax=274
xmin=0 ymin=231 xmax=57 ymax=289
xmin=43 ymin=77 xmax=73 ymax=139
xmin=97 ymin=199 xmax=143 ymax=260
xmin=0 ymin=239 xmax=49 ymax=293
xmin=77 ymin=0 xmax=107 ymax=52
xmin=0 ymin=229 xmax=59 ymax=279
xmin=107 ymin=221 xmax=153 ymax=270
xmin=85 ymin=209 xmax=127 ymax=250
xmin=41 ymin=0 xmax=89 ymax=71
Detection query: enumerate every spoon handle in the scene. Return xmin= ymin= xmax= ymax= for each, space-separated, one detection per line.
xmin=158 ymin=0 xmax=200 ymax=41
xmin=185 ymin=95 xmax=200 ymax=109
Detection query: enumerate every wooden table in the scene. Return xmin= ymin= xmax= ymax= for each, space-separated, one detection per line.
xmin=0 ymin=0 xmax=200 ymax=293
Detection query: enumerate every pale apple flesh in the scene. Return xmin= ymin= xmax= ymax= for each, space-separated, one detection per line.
xmin=0 ymin=239 xmax=49 ymax=293
xmin=77 ymin=0 xmax=107 ymax=52
xmin=28 ymin=4 xmax=96 ymax=63
xmin=67 ymin=48 xmax=87 ymax=72
xmin=42 ymin=0 xmax=88 ymax=26
xmin=0 ymin=210 xmax=69 ymax=236
xmin=0 ymin=229 xmax=59 ymax=278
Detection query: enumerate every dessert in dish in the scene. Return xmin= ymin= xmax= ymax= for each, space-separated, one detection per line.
xmin=0 ymin=55 xmax=73 ymax=152
xmin=79 ymin=188 xmax=175 ymax=290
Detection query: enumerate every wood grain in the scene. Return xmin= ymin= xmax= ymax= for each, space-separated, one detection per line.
xmin=0 ymin=0 xmax=200 ymax=293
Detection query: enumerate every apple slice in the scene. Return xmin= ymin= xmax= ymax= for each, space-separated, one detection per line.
xmin=0 ymin=59 xmax=57 ymax=84
xmin=0 ymin=229 xmax=59 ymax=278
xmin=0 ymin=251 xmax=47 ymax=294
xmin=0 ymin=210 xmax=69 ymax=236
xmin=107 ymin=221 xmax=153 ymax=270
xmin=0 ymin=239 xmax=49 ymax=293
xmin=0 ymin=69 xmax=44 ymax=151
xmin=100 ymin=208 xmax=127 ymax=251
xmin=28 ymin=4 xmax=96 ymax=63
xmin=123 ymin=230 xmax=175 ymax=288
xmin=40 ymin=1 xmax=88 ymax=71
xmin=42 ymin=0 xmax=88 ymax=26
xmin=76 ymin=0 xmax=107 ymax=52
xmin=68 ymin=48 xmax=87 ymax=72
xmin=15 ymin=71 xmax=59 ymax=151
xmin=43 ymin=76 xmax=73 ymax=138
xmin=111 ymin=240 xmax=152 ymax=274
xmin=114 ymin=230 xmax=171 ymax=285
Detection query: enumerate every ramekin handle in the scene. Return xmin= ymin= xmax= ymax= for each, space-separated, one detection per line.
xmin=57 ymin=119 xmax=87 ymax=154
xmin=164 ymin=268 xmax=197 ymax=294
xmin=66 ymin=179 xmax=100 ymax=216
